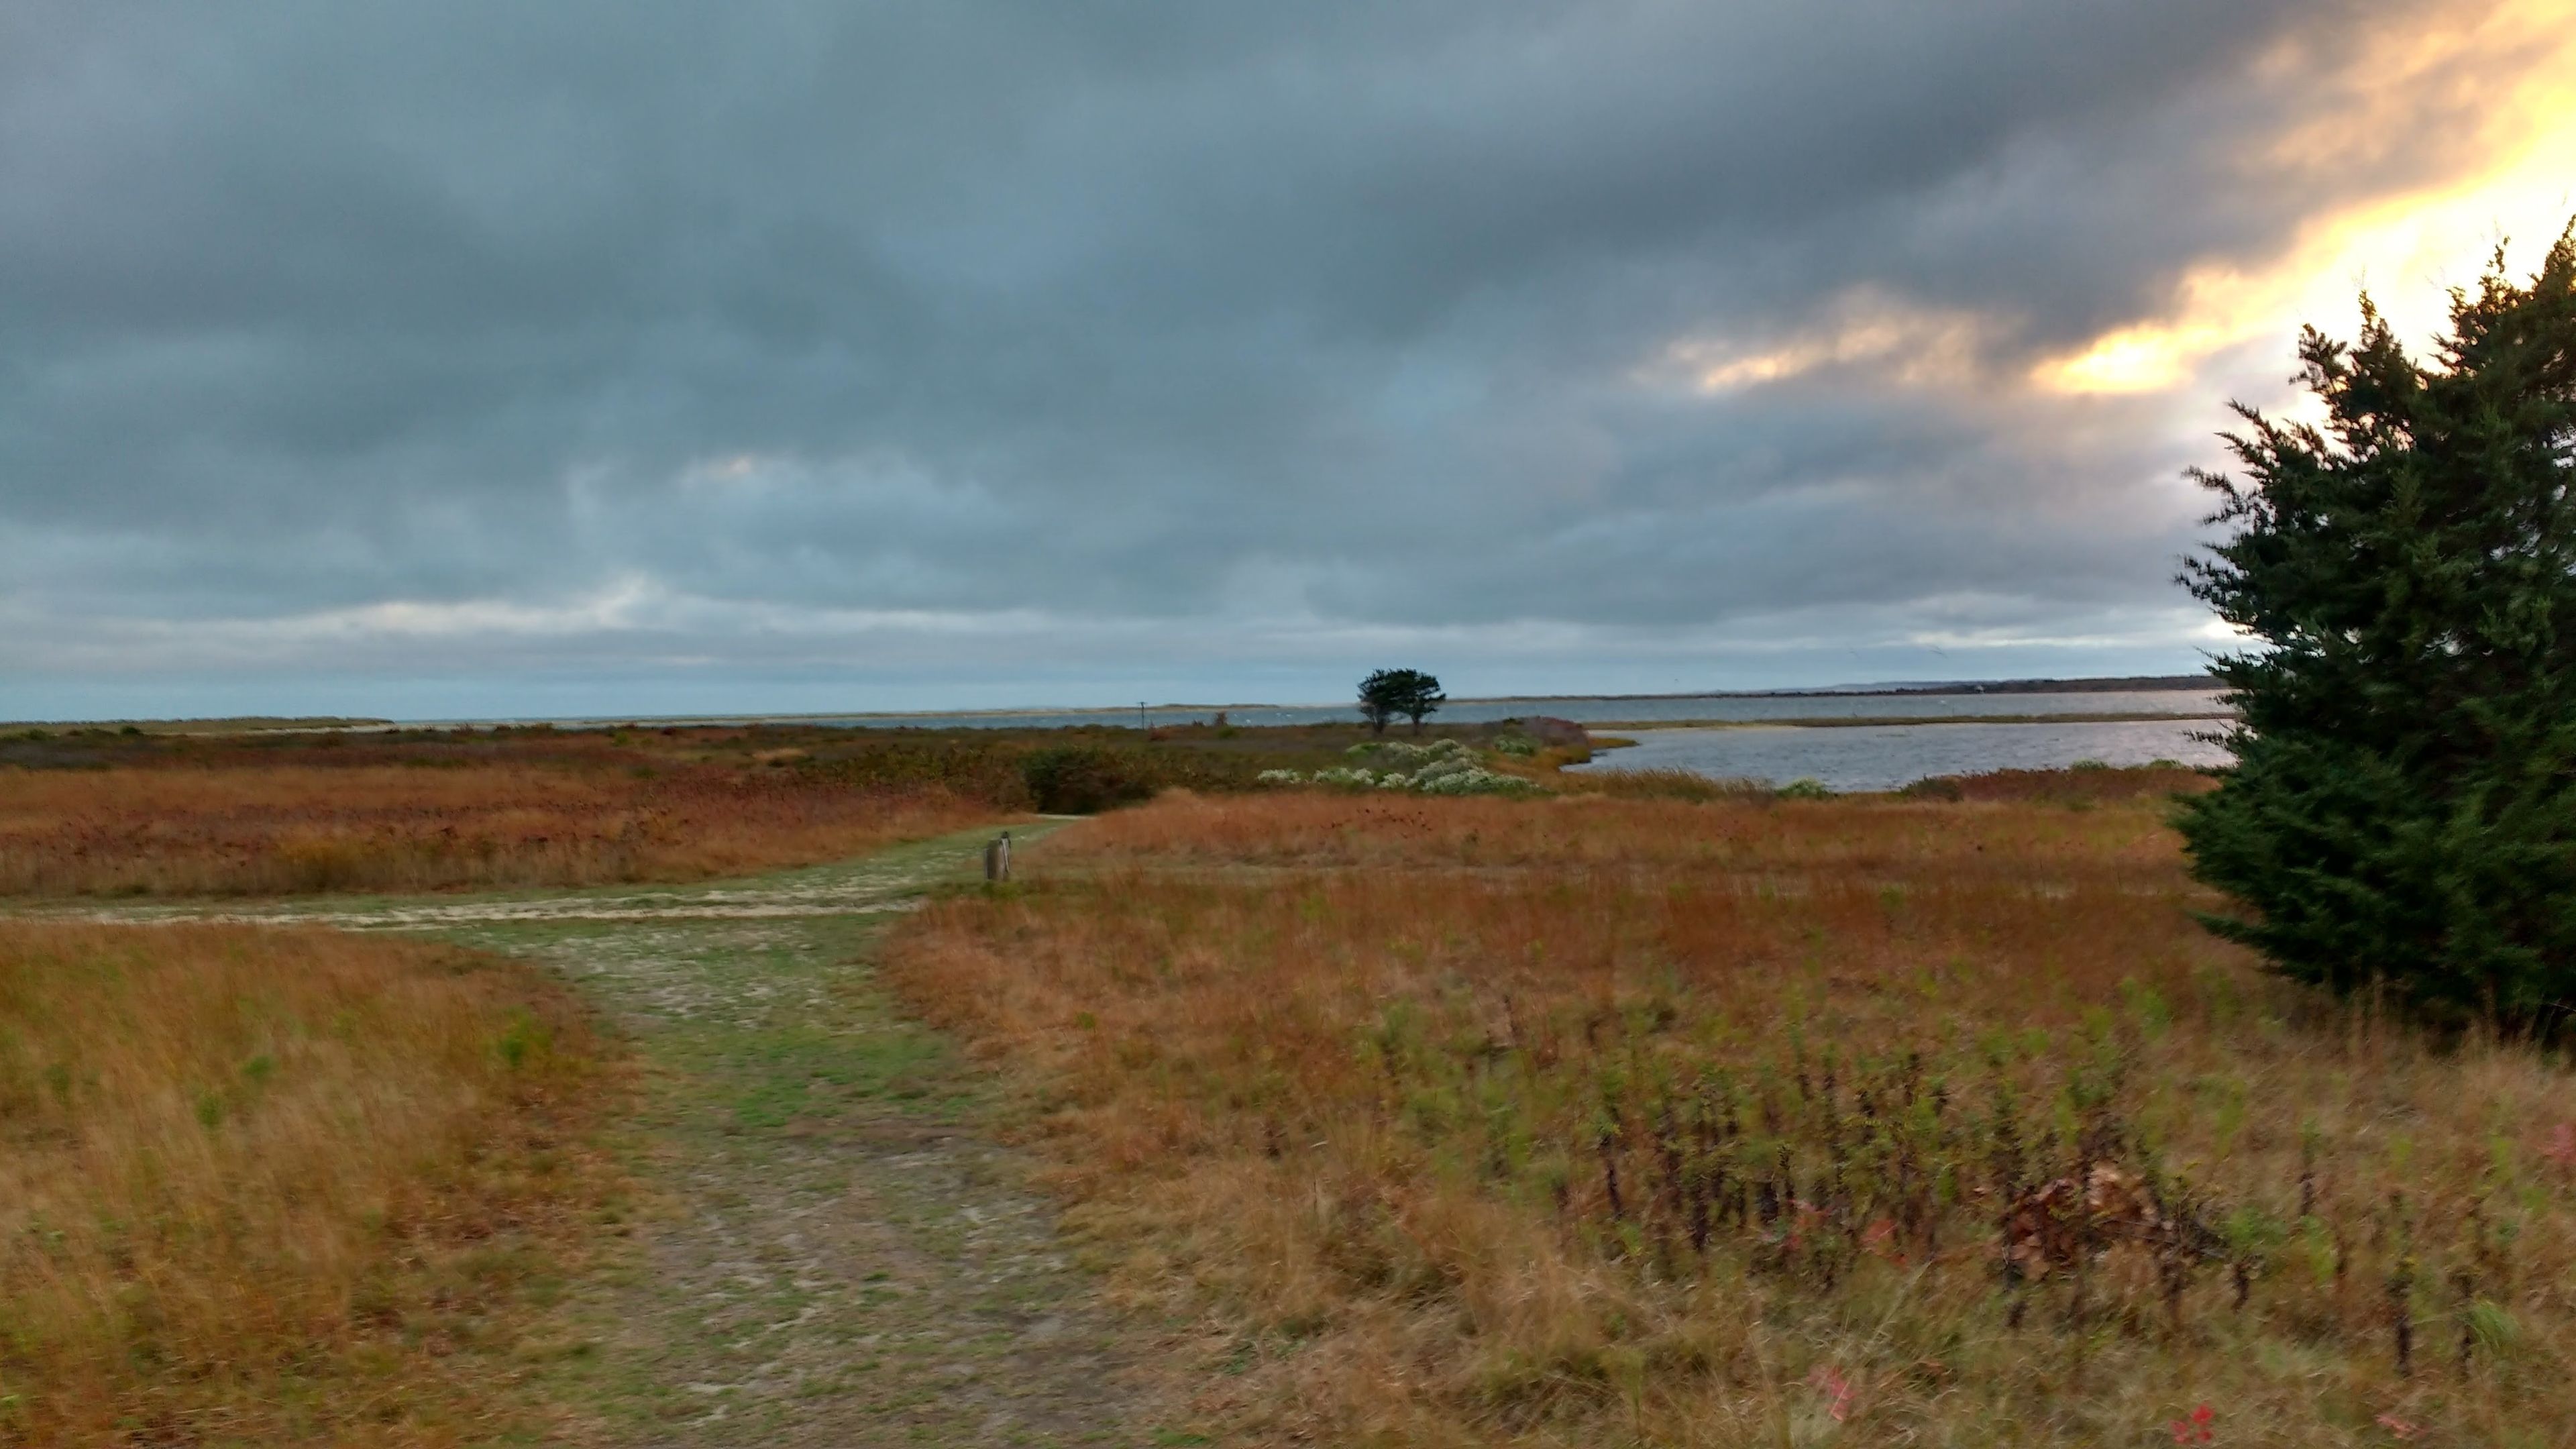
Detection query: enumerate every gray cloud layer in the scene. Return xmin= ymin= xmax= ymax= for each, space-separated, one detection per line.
xmin=0 ymin=1 xmax=2510 ymax=713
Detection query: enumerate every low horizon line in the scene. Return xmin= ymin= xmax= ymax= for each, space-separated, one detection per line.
xmin=2 ymin=672 xmax=2219 ymax=731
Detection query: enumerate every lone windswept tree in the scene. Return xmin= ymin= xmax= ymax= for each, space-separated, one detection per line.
xmin=2179 ymin=223 xmax=2576 ymax=1028
xmin=1357 ymin=668 xmax=1446 ymax=735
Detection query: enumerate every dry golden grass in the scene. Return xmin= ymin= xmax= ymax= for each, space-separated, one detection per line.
xmin=888 ymin=790 xmax=2576 ymax=1446
xmin=0 ymin=922 xmax=621 ymax=1444
xmin=0 ymin=762 xmax=1000 ymax=896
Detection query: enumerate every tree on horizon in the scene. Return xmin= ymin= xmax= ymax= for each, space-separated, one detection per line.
xmin=1357 ymin=668 xmax=1445 ymax=735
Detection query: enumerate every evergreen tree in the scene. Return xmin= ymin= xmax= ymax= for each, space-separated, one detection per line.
xmin=1357 ymin=668 xmax=1445 ymax=735
xmin=2179 ymin=223 xmax=2576 ymax=1028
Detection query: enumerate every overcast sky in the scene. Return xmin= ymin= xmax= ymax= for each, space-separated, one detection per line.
xmin=3 ymin=1 xmax=2572 ymax=719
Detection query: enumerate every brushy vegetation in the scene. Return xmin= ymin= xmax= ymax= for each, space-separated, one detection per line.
xmin=798 ymin=735 xmax=1256 ymax=812
xmin=1259 ymin=739 xmax=1539 ymax=796
xmin=888 ymin=786 xmax=2576 ymax=1446
xmin=0 ymin=922 xmax=622 ymax=1444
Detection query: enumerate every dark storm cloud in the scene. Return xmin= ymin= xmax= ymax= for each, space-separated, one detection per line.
xmin=0 ymin=0 xmax=2518 ymax=708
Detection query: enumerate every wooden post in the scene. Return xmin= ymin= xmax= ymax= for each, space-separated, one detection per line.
xmin=984 ymin=830 xmax=1012 ymax=883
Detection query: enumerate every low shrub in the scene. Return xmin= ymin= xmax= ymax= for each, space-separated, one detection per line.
xmin=1344 ymin=738 xmax=1474 ymax=767
xmin=1269 ymin=739 xmax=1536 ymax=796
xmin=806 ymin=737 xmax=1030 ymax=804
xmin=1019 ymin=746 xmax=1168 ymax=814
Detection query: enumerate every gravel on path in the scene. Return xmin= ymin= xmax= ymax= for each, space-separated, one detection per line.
xmin=34 ymin=826 xmax=1191 ymax=1447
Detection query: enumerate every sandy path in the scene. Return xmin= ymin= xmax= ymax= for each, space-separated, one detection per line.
xmin=40 ymin=826 xmax=1189 ymax=1446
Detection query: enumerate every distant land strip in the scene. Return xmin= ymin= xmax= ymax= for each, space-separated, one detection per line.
xmin=0 ymin=676 xmax=2220 ymax=734
xmin=1 ymin=716 xmax=394 ymax=735
xmin=1591 ymin=710 xmax=2237 ymax=731
xmin=1470 ymin=674 xmax=2216 ymax=704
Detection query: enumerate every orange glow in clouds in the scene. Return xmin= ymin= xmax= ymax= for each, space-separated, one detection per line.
xmin=2037 ymin=0 xmax=2576 ymax=395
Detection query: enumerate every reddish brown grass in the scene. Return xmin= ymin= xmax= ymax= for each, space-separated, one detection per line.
xmin=0 ymin=762 xmax=1001 ymax=896
xmin=888 ymin=790 xmax=2576 ymax=1446
xmin=0 ymin=922 xmax=623 ymax=1444
xmin=1063 ymin=788 xmax=2188 ymax=874
xmin=1911 ymin=763 xmax=2220 ymax=804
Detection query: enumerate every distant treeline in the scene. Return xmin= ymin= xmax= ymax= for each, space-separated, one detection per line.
xmin=1855 ymin=674 xmax=2214 ymax=696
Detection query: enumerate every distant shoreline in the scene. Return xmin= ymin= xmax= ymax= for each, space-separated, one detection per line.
xmin=417 ymin=676 xmax=2220 ymax=728
xmin=1439 ymin=674 xmax=2215 ymax=705
xmin=1587 ymin=708 xmax=2234 ymax=732
xmin=1 ymin=674 xmax=2218 ymax=733
xmin=0 ymin=716 xmax=394 ymax=735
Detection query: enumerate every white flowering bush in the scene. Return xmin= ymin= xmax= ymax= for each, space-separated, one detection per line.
xmin=1409 ymin=755 xmax=1478 ymax=786
xmin=1265 ymin=739 xmax=1535 ymax=796
xmin=1418 ymin=765 xmax=1534 ymax=796
xmin=1346 ymin=738 xmax=1476 ymax=767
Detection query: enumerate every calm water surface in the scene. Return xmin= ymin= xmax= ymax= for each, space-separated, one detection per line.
xmin=1570 ymin=716 xmax=2231 ymax=793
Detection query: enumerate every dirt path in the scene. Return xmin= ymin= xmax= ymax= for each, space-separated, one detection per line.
xmin=54 ymin=826 xmax=1191 ymax=1447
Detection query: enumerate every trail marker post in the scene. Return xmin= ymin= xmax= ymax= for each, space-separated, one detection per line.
xmin=983 ymin=830 xmax=1012 ymax=883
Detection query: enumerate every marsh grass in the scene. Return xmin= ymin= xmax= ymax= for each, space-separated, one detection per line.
xmin=888 ymin=790 xmax=2576 ymax=1446
xmin=1558 ymin=766 xmax=1770 ymax=803
xmin=0 ymin=922 xmax=623 ymax=1444
xmin=0 ymin=763 xmax=997 ymax=896
xmin=1911 ymin=763 xmax=2218 ymax=805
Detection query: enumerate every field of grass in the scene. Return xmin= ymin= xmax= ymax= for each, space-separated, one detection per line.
xmin=0 ymin=717 xmax=1587 ymax=898
xmin=0 ymin=921 xmax=621 ymax=1445
xmin=0 ymin=761 xmax=1003 ymax=897
xmin=886 ymin=784 xmax=2576 ymax=1446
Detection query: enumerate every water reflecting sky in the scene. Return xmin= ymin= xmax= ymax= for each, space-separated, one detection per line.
xmin=1569 ymin=716 xmax=2231 ymax=792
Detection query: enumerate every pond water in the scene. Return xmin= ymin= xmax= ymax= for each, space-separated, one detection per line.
xmin=1568 ymin=716 xmax=2233 ymax=793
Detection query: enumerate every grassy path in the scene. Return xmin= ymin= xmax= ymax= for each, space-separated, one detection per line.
xmin=54 ymin=824 xmax=1181 ymax=1446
